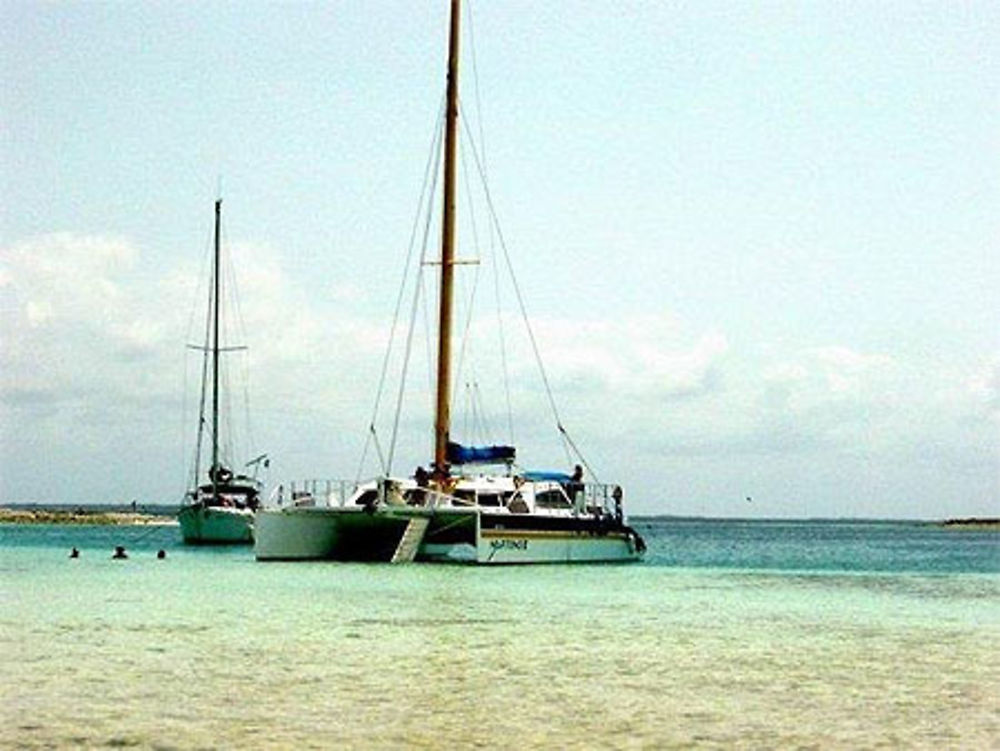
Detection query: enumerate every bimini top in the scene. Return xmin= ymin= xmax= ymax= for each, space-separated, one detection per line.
xmin=447 ymin=442 xmax=516 ymax=465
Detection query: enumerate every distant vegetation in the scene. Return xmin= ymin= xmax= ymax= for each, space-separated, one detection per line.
xmin=0 ymin=507 xmax=175 ymax=526
xmin=940 ymin=518 xmax=1000 ymax=529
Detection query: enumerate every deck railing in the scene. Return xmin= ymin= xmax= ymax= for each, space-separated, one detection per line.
xmin=575 ymin=482 xmax=624 ymax=520
xmin=267 ymin=479 xmax=359 ymax=508
xmin=264 ymin=476 xmax=627 ymax=519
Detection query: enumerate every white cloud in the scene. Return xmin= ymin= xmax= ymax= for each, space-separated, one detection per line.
xmin=0 ymin=232 xmax=385 ymax=503
xmin=1 ymin=233 xmax=995 ymax=517
xmin=6 ymin=233 xmax=137 ymax=324
xmin=460 ymin=311 xmax=728 ymax=400
xmin=2 ymin=234 xmax=163 ymax=402
xmin=809 ymin=345 xmax=894 ymax=395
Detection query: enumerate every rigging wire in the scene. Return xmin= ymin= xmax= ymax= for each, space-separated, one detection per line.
xmin=358 ymin=2 xmax=593 ymax=478
xmin=466 ymin=1 xmax=514 ymax=444
xmin=192 ymin=238 xmax=214 ymax=488
xmin=559 ymin=424 xmax=598 ymax=483
xmin=466 ymin=0 xmax=488 ymax=176
xmin=387 ymin=114 xmax=446 ymax=472
xmin=476 ymin=382 xmax=493 ymax=439
xmin=221 ymin=216 xmax=258 ymax=469
xmin=420 ymin=265 xmax=435 ymax=416
xmin=456 ymin=102 xmax=515 ymax=446
xmin=461 ymin=382 xmax=469 ymax=439
xmin=458 ymin=112 xmax=572 ymax=461
xmin=180 ymin=219 xmax=215 ymax=496
xmin=458 ymin=114 xmax=562 ymax=425
xmin=179 ymin=352 xmax=189 ymax=498
xmin=221 ymin=350 xmax=235 ymax=467
xmin=219 ymin=219 xmax=235 ymax=468
xmin=468 ymin=380 xmax=492 ymax=444
xmin=387 ymin=203 xmax=434 ymax=474
xmin=355 ymin=99 xmax=446 ymax=484
xmin=369 ymin=424 xmax=387 ymax=477
xmin=492 ymin=216 xmax=514 ymax=445
xmin=452 ymin=123 xmax=484 ymax=419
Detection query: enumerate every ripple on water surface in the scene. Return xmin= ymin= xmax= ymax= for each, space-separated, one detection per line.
xmin=2 ymin=521 xmax=998 ymax=748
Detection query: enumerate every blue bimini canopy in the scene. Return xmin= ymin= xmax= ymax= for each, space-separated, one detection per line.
xmin=447 ymin=442 xmax=516 ymax=465
xmin=522 ymin=470 xmax=573 ymax=483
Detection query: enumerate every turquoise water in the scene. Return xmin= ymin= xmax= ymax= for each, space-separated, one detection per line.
xmin=2 ymin=519 xmax=998 ymax=749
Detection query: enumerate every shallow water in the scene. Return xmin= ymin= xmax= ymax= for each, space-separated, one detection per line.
xmin=2 ymin=519 xmax=998 ymax=749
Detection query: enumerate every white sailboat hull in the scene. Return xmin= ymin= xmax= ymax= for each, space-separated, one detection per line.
xmin=178 ymin=505 xmax=254 ymax=544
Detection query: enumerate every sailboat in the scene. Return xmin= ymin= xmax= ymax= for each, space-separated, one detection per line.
xmin=255 ymin=0 xmax=645 ymax=563
xmin=178 ymin=199 xmax=264 ymax=544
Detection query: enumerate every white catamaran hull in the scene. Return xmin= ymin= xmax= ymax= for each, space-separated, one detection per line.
xmin=178 ymin=505 xmax=254 ymax=544
xmin=254 ymin=507 xmax=351 ymax=559
xmin=255 ymin=506 xmax=474 ymax=562
xmin=477 ymin=529 xmax=639 ymax=564
xmin=255 ymin=506 xmax=641 ymax=564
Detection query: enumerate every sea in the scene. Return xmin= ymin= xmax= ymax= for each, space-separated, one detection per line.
xmin=1 ymin=516 xmax=997 ymax=749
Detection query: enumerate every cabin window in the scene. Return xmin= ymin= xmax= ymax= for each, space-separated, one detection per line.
xmin=478 ymin=493 xmax=502 ymax=507
xmin=535 ymin=490 xmax=571 ymax=510
xmin=507 ymin=495 xmax=530 ymax=514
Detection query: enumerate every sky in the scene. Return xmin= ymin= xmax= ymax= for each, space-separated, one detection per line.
xmin=1 ymin=1 xmax=997 ymax=519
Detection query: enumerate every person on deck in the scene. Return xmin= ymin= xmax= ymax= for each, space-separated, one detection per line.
xmin=414 ymin=466 xmax=429 ymax=488
xmin=567 ymin=464 xmax=584 ymax=510
xmin=613 ymin=486 xmax=623 ymax=523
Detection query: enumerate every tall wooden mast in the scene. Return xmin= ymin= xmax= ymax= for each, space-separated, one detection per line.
xmin=211 ymin=198 xmax=222 ymax=489
xmin=434 ymin=0 xmax=461 ymax=479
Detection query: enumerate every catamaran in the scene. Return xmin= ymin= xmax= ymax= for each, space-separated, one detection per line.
xmin=255 ymin=0 xmax=645 ymax=563
xmin=178 ymin=199 xmax=265 ymax=544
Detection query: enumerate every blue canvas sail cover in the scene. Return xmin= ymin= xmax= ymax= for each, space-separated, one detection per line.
xmin=446 ymin=442 xmax=516 ymax=465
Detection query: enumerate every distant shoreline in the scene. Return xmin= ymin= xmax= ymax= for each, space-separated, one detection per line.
xmin=0 ymin=504 xmax=995 ymax=528
xmin=939 ymin=517 xmax=1000 ymax=530
xmin=0 ymin=507 xmax=177 ymax=526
